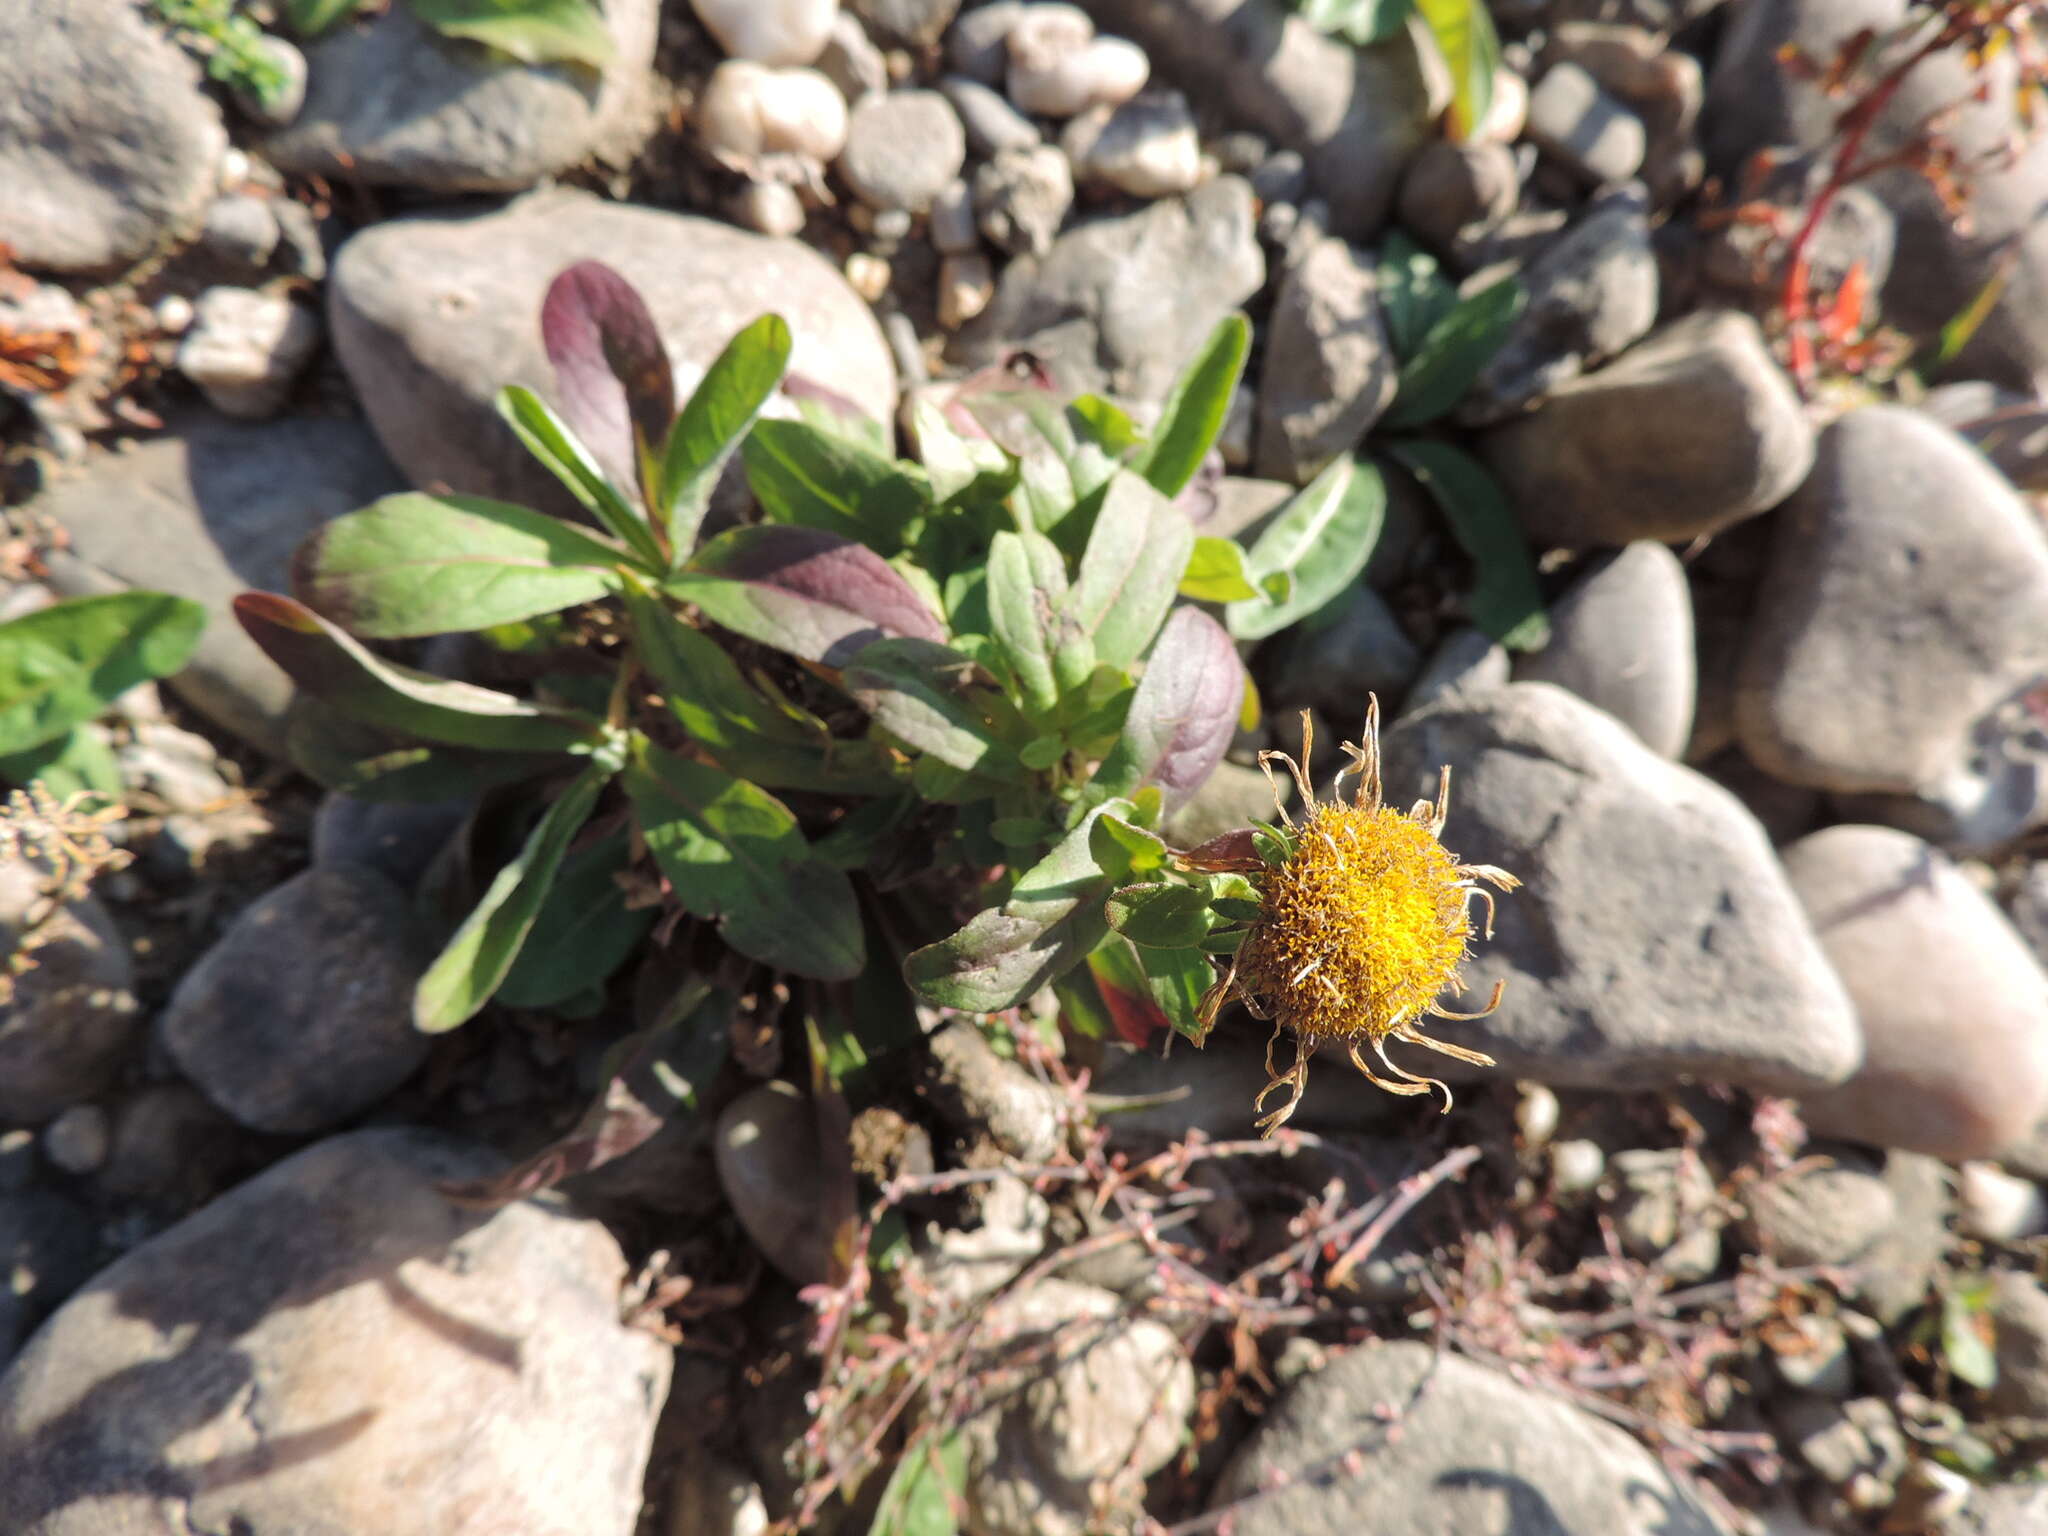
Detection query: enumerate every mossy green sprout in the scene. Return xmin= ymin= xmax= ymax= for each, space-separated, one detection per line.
xmin=1195 ymin=702 xmax=1520 ymax=1135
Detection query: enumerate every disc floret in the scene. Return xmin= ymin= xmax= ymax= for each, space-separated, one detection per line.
xmin=1195 ymin=703 xmax=1519 ymax=1135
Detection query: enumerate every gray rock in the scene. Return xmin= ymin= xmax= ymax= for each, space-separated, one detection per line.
xmin=714 ymin=1082 xmax=834 ymax=1285
xmin=1480 ymin=309 xmax=1813 ymax=549
xmin=0 ymin=1127 xmax=670 ymax=1536
xmin=261 ymin=0 xmax=660 ymax=193
xmin=1249 ymin=148 xmax=1309 ymax=207
xmin=947 ymin=1 xmax=1027 ymax=83
xmin=0 ymin=1189 xmax=101 ymax=1370
xmin=1988 ymin=1272 xmax=2048 ymax=1417
xmin=954 ymin=176 xmax=1263 ymax=408
xmin=1767 ymin=1314 xmax=1855 ymax=1398
xmin=1952 ymin=403 xmax=2048 ymax=495
xmin=1080 ymin=0 xmax=1434 ymax=238
xmin=1741 ymin=1148 xmax=1896 ymax=1267
xmin=1062 ymin=89 xmax=1202 ymax=198
xmin=36 ymin=411 xmax=406 ymax=757
xmin=176 ymin=286 xmax=322 ymax=420
xmin=1463 ymin=185 xmax=1658 ymax=421
xmin=1377 ymin=683 xmax=1862 ymax=1094
xmin=1516 ymin=542 xmax=1695 ymax=758
xmin=98 ymin=1082 xmax=258 ymax=1208
xmin=1213 ymin=1340 xmax=1732 ymax=1535
xmin=940 ymin=74 xmax=1042 ymax=155
xmin=929 ymin=178 xmax=980 ymax=254
xmin=40 ymin=1106 xmax=107 ymax=1177
xmin=1785 ymin=825 xmax=2048 ymax=1161
xmin=1404 ymin=625 xmax=1511 ymax=713
xmin=1395 ymin=139 xmax=1520 ymax=266
xmin=817 ymin=13 xmax=888 ymax=102
xmin=1830 ymin=694 xmax=2048 ymax=854
xmin=1607 ymin=1147 xmax=1723 ymax=1281
xmin=854 ymin=0 xmax=961 ymax=45
xmin=839 ymin=90 xmax=967 ymax=213
xmin=0 ymin=863 xmax=139 ymax=1128
xmin=311 ymin=794 xmax=471 ymax=892
xmin=1736 ymin=407 xmax=2048 ymax=796
xmin=972 ymin=143 xmax=1076 ymax=256
xmin=1970 ymin=1483 xmax=2048 ymax=1536
xmin=161 ymin=866 xmax=432 ymax=1135
xmin=1858 ymin=1151 xmax=1951 ymax=1324
xmin=198 ymin=194 xmax=283 ymax=275
xmin=0 ymin=0 xmax=227 ymax=273
xmin=1526 ymin=61 xmax=1646 ymax=185
xmin=959 ymin=1278 xmax=1194 ymax=1536
xmin=1200 ymin=475 xmax=1293 ymax=543
xmin=1698 ymin=749 xmax=1821 ymax=846
xmin=1262 ymin=586 xmax=1419 ymax=720
xmin=1253 ymin=235 xmax=1397 ymax=484
xmin=329 ymin=189 xmax=895 ymax=514
xmin=1705 ymin=0 xmax=2048 ymax=394
xmin=1545 ymin=23 xmax=1702 ymax=207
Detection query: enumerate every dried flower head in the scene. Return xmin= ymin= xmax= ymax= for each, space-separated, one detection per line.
xmin=1195 ymin=703 xmax=1519 ymax=1135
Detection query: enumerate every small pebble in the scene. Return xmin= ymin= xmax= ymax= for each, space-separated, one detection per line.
xmin=175 ymin=286 xmax=320 ymax=419
xmin=690 ymin=0 xmax=838 ymax=67
xmin=695 ymin=61 xmax=849 ymax=164
xmin=815 ymin=11 xmax=887 ymax=102
xmin=1550 ymin=1138 xmax=1604 ymax=1194
xmin=154 ymin=294 xmax=195 ymax=335
xmin=1525 ymin=61 xmax=1645 ymax=185
xmin=1005 ymin=7 xmax=1148 ymax=118
xmin=940 ymin=74 xmax=1041 ymax=155
xmin=974 ymin=142 xmax=1074 ymax=256
xmin=1063 ymin=89 xmax=1202 ymax=198
xmin=1250 ymin=149 xmax=1308 ymax=208
xmin=1515 ymin=1083 xmax=1560 ymax=1147
xmin=845 ymin=251 xmax=891 ymax=301
xmin=938 ymin=252 xmax=994 ymax=329
xmin=43 ymin=1104 xmax=110 ymax=1176
xmin=929 ymin=178 xmax=979 ymax=254
xmin=838 ymin=89 xmax=967 ymax=213
xmin=945 ymin=0 xmax=1024 ymax=84
xmin=731 ymin=179 xmax=808 ymax=237
xmin=1958 ymin=1161 xmax=2048 ymax=1242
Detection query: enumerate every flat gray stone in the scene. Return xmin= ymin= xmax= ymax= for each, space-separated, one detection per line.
xmin=1480 ymin=309 xmax=1813 ymax=549
xmin=261 ymin=0 xmax=660 ymax=192
xmin=1516 ymin=541 xmax=1695 ymax=758
xmin=838 ymin=89 xmax=967 ymax=213
xmin=1786 ymin=825 xmax=2048 ymax=1161
xmin=951 ymin=175 xmax=1263 ymax=408
xmin=1254 ymin=235 xmax=1397 ymax=484
xmin=1377 ymin=683 xmax=1862 ymax=1094
xmin=0 ymin=1127 xmax=670 ymax=1536
xmin=1213 ymin=1340 xmax=1731 ymax=1534
xmin=161 ymin=866 xmax=432 ymax=1135
xmin=1736 ymin=406 xmax=2048 ymax=796
xmin=328 ymin=189 xmax=896 ymax=513
xmin=0 ymin=0 xmax=226 ymax=273
xmin=35 ymin=411 xmax=406 ymax=757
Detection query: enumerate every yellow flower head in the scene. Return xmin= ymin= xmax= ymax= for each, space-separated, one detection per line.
xmin=1194 ymin=702 xmax=1519 ymax=1136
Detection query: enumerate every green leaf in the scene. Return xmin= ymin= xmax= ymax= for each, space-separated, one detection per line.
xmin=235 ymin=592 xmax=605 ymax=754
xmin=1942 ymin=1287 xmax=1999 ymax=1390
xmin=495 ymin=828 xmax=656 ymax=1009
xmin=1414 ymin=0 xmax=1500 ymax=140
xmin=842 ymin=637 xmax=1019 ymax=778
xmin=624 ymin=740 xmax=864 ymax=980
xmin=1133 ymin=313 xmax=1250 ymax=497
xmin=1380 ymin=276 xmax=1526 ymax=430
xmin=1251 ymin=823 xmax=1293 ymax=865
xmin=619 ymin=575 xmax=892 ymax=793
xmin=285 ymin=702 xmax=561 ymax=802
xmin=1088 ymin=811 xmax=1169 ymax=881
xmin=743 ymin=418 xmax=932 ymax=553
xmin=496 ymin=385 xmax=663 ymax=568
xmin=660 ymin=314 xmax=792 ymax=559
xmin=1179 ymin=536 xmax=1260 ymax=603
xmin=1211 ymin=895 xmax=1264 ymax=923
xmin=1377 ymin=230 xmax=1460 ymax=364
xmin=869 ymin=1433 xmax=967 ymax=1536
xmin=0 ymin=591 xmax=206 ymax=756
xmin=0 ymin=725 xmax=121 ymax=800
xmin=293 ymin=492 xmax=623 ymax=639
xmin=1225 ymin=456 xmax=1387 ymax=641
xmin=406 ymin=0 xmax=615 ymax=67
xmin=986 ymin=529 xmax=1084 ymax=717
xmin=1068 ymin=395 xmax=1143 ymax=458
xmin=1105 ymin=882 xmax=1212 ymax=948
xmin=415 ymin=760 xmax=610 ymax=1032
xmin=909 ymin=398 xmax=1018 ymax=508
xmin=286 ymin=0 xmax=367 ymax=36
xmin=676 ymin=524 xmax=947 ymax=665
xmin=1068 ymin=472 xmax=1196 ymax=667
xmin=1382 ymin=440 xmax=1549 ymax=651
xmin=1295 ymin=0 xmax=1414 ymax=42
xmin=904 ymin=799 xmax=1133 ymax=1012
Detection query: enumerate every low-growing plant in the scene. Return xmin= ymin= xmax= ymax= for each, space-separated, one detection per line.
xmin=1293 ymin=0 xmax=1502 ymax=140
xmin=282 ymin=0 xmax=614 ymax=68
xmin=148 ymin=0 xmax=295 ymax=110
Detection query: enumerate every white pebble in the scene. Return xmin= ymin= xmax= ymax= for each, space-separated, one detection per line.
xmin=937 ymin=252 xmax=994 ymax=329
xmin=696 ymin=61 xmax=848 ymax=163
xmin=1958 ymin=1161 xmax=2048 ymax=1242
xmin=1515 ymin=1082 xmax=1560 ymax=1147
xmin=1475 ymin=66 xmax=1529 ymax=144
xmin=154 ymin=294 xmax=195 ymax=336
xmin=845 ymin=251 xmax=891 ymax=302
xmin=731 ymin=180 xmax=808 ymax=237
xmin=176 ymin=286 xmax=321 ymax=420
xmin=1006 ymin=8 xmax=1147 ymax=119
xmin=218 ymin=146 xmax=251 ymax=189
xmin=690 ymin=0 xmax=838 ymax=67
xmin=1549 ymin=1138 xmax=1605 ymax=1194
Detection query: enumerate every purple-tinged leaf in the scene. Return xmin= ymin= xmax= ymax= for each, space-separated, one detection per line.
xmin=540 ymin=261 xmax=674 ymax=502
xmin=672 ymin=524 xmax=946 ymax=665
xmin=1092 ymin=607 xmax=1243 ymax=812
xmin=842 ymin=636 xmax=1018 ymax=777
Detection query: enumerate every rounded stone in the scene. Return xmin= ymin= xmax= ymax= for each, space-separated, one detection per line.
xmin=690 ymin=0 xmax=838 ymax=66
xmin=160 ymin=865 xmax=432 ymax=1135
xmin=1785 ymin=825 xmax=2048 ymax=1161
xmin=715 ymin=1082 xmax=833 ymax=1285
xmin=837 ymin=90 xmax=967 ymax=213
xmin=0 ymin=863 xmax=139 ymax=1128
xmin=695 ymin=61 xmax=849 ymax=163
